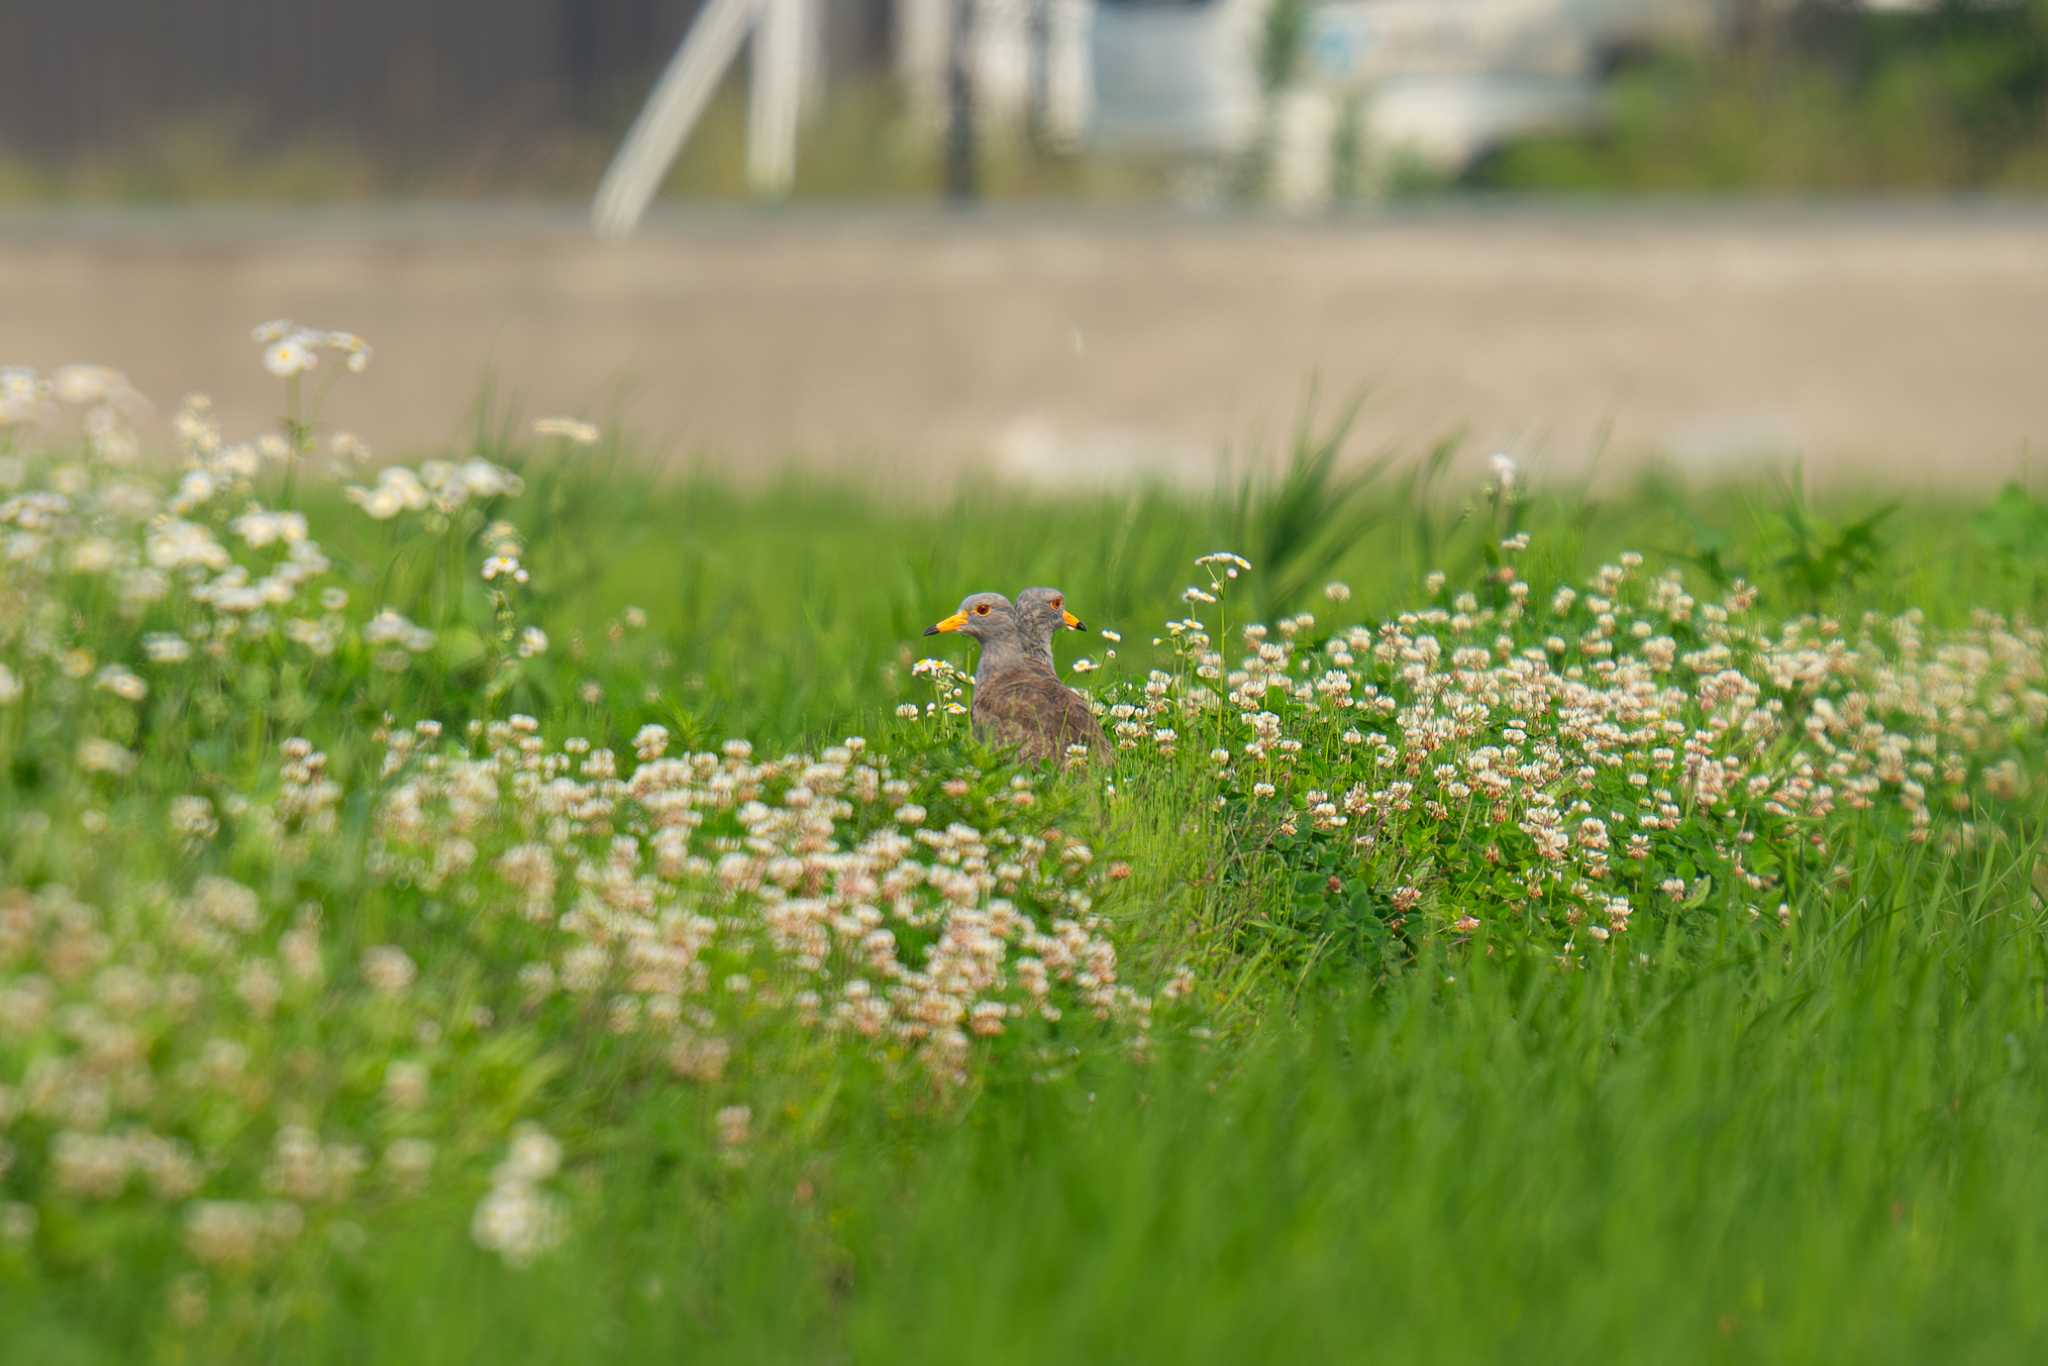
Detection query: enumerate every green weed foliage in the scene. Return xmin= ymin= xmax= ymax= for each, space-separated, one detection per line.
xmin=4 ymin=350 xmax=2048 ymax=1362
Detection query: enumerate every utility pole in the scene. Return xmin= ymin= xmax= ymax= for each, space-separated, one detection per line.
xmin=944 ymin=0 xmax=979 ymax=202
xmin=1026 ymin=0 xmax=1051 ymax=153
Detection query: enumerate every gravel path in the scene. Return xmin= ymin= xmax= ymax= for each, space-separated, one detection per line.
xmin=4 ymin=202 xmax=2044 ymax=488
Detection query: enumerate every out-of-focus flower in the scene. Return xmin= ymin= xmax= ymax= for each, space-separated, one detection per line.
xmin=470 ymin=1178 xmax=564 ymax=1268
xmin=264 ymin=338 xmax=318 ymax=378
xmin=482 ymin=553 xmax=528 ymax=585
xmin=78 ymin=737 xmax=137 ymax=776
xmin=1489 ymin=451 xmax=1519 ymax=492
xmin=361 ymin=945 xmax=418 ymax=997
xmin=51 ymin=364 xmax=132 ymax=406
xmin=323 ymin=330 xmax=373 ymax=374
xmin=533 ymin=417 xmax=601 ymax=446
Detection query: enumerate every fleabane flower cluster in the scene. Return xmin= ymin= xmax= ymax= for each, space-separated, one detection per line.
xmin=252 ymin=320 xmax=373 ymax=377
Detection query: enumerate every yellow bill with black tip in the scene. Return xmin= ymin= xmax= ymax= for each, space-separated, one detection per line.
xmin=1062 ymin=609 xmax=1087 ymax=631
xmin=924 ymin=612 xmax=969 ymax=636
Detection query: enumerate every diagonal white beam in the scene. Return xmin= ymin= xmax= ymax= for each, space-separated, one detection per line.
xmin=592 ymin=0 xmax=770 ymax=238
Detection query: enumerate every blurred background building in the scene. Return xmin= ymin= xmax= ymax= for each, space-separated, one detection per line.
xmin=5 ymin=1 xmax=2036 ymax=206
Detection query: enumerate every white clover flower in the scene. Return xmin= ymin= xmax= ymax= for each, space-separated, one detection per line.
xmin=383 ymin=1061 xmax=430 ymax=1112
xmin=518 ymin=626 xmax=549 ymax=659
xmin=185 ymin=1202 xmax=272 ymax=1268
xmin=169 ymin=795 xmax=217 ymax=843
xmin=495 ymin=1124 xmax=562 ymax=1185
xmin=1489 ymin=451 xmax=1519 ymax=492
xmin=361 ymin=945 xmax=418 ymax=996
xmin=251 ymin=319 xmax=294 ymax=344
xmin=715 ymin=1105 xmax=752 ymax=1150
xmin=632 ymin=724 xmax=670 ymax=760
xmin=1071 ymin=658 xmax=1098 ymax=673
xmin=78 ymin=737 xmax=137 ymax=776
xmin=385 ymin=1138 xmax=435 ymax=1194
xmin=471 ymin=1179 xmax=565 ymax=1268
xmin=1324 ymin=581 xmax=1351 ymax=603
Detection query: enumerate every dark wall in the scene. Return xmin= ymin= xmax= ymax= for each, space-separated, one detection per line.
xmin=0 ymin=0 xmax=894 ymax=159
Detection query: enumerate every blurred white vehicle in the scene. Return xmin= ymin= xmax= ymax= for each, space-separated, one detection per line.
xmin=1090 ymin=0 xmax=1715 ymax=173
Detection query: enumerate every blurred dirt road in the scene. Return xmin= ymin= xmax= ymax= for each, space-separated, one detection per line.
xmin=3 ymin=203 xmax=2044 ymax=487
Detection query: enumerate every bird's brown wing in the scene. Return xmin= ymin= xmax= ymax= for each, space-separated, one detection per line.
xmin=973 ymin=670 xmax=1108 ymax=764
xmin=1048 ymin=682 xmax=1110 ymax=760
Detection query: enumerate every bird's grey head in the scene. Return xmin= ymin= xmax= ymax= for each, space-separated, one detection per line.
xmin=924 ymin=591 xmax=1016 ymax=644
xmin=1012 ymin=586 xmax=1087 ymax=662
xmin=924 ymin=591 xmax=1033 ymax=684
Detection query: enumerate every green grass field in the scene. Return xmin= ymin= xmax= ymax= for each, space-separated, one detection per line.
xmin=4 ymin=350 xmax=2048 ymax=1363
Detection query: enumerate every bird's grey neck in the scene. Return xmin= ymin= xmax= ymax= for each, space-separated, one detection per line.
xmin=974 ymin=635 xmax=1051 ymax=687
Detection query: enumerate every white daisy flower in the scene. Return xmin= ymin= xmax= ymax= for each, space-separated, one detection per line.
xmin=264 ymin=337 xmax=318 ymax=378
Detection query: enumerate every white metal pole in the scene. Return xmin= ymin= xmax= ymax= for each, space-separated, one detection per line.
xmin=592 ymin=0 xmax=769 ymax=237
xmin=747 ymin=0 xmax=807 ymax=196
xmin=1045 ymin=0 xmax=1093 ymax=148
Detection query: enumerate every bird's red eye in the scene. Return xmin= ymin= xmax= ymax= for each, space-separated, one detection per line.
xmin=974 ymin=603 xmax=991 ymax=615
xmin=1050 ymin=597 xmax=1062 ymax=610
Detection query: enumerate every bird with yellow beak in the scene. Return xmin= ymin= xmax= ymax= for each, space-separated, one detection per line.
xmin=922 ymin=588 xmax=1106 ymax=763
